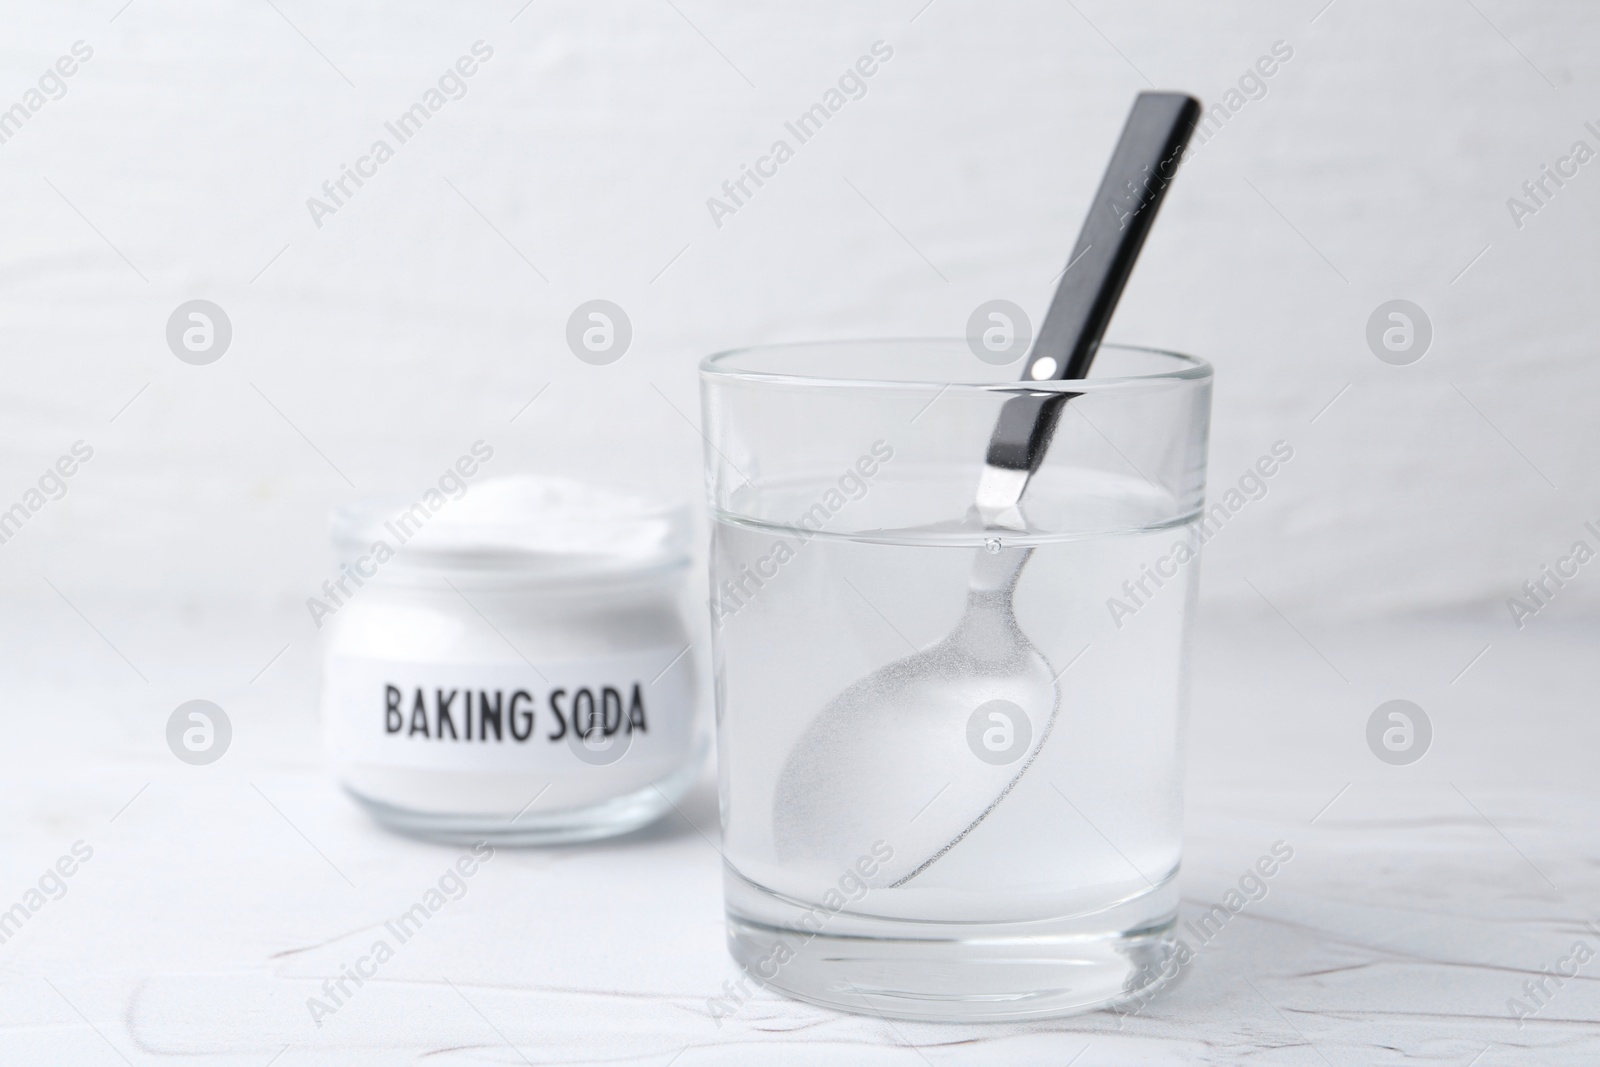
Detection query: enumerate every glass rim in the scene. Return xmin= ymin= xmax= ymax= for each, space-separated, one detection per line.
xmin=700 ymin=338 xmax=1211 ymax=394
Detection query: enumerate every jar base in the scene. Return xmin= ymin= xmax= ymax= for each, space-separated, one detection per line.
xmin=343 ymin=758 xmax=702 ymax=846
xmin=724 ymin=873 xmax=1180 ymax=1022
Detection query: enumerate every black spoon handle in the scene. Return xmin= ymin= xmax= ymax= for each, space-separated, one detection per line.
xmin=983 ymin=91 xmax=1200 ymax=478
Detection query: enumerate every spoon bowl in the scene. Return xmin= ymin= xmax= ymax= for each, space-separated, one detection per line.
xmin=773 ymin=544 xmax=1058 ymax=887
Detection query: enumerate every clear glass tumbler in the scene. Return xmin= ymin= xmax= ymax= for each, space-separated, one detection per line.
xmin=699 ymin=340 xmax=1212 ymax=1021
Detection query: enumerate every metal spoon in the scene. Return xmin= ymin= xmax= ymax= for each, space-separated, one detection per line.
xmin=774 ymin=92 xmax=1201 ymax=887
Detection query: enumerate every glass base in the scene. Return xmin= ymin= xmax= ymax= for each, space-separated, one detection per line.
xmin=725 ymin=870 xmax=1179 ymax=1022
xmin=343 ymin=758 xmax=702 ymax=846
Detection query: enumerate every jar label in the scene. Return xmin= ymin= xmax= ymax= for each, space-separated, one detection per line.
xmin=323 ymin=646 xmax=695 ymax=771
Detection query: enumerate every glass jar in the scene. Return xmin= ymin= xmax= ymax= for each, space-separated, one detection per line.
xmin=319 ymin=472 xmax=704 ymax=844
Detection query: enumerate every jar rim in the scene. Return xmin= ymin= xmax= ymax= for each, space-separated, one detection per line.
xmin=330 ymin=474 xmax=691 ymax=581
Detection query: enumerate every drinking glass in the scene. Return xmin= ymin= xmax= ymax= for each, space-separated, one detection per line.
xmin=699 ymin=340 xmax=1212 ymax=1020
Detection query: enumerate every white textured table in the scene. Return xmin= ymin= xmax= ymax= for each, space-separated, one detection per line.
xmin=1 ymin=603 xmax=1595 ymax=1065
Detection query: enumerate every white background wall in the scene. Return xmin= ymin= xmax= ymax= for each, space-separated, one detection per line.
xmin=0 ymin=0 xmax=1595 ymax=627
